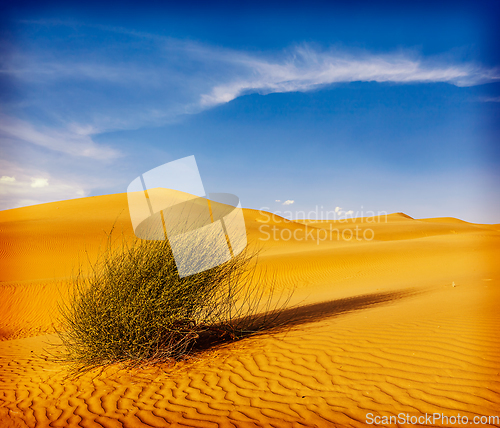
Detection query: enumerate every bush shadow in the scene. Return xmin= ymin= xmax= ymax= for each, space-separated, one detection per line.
xmin=192 ymin=288 xmax=421 ymax=353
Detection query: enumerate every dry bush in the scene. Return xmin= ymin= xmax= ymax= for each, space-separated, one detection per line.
xmin=58 ymin=230 xmax=291 ymax=375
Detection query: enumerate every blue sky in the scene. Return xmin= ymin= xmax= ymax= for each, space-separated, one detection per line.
xmin=1 ymin=1 xmax=499 ymax=222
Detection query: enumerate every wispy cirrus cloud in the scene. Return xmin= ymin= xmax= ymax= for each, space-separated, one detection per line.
xmin=4 ymin=36 xmax=499 ymax=155
xmin=479 ymin=96 xmax=500 ymax=102
xmin=4 ymin=23 xmax=500 ymax=130
xmin=200 ymin=47 xmax=500 ymax=107
xmin=0 ymin=115 xmax=119 ymax=159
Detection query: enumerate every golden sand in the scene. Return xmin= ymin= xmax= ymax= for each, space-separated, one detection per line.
xmin=0 ymin=191 xmax=499 ymax=427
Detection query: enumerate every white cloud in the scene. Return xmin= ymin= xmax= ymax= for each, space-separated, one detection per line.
xmin=31 ymin=178 xmax=49 ymax=188
xmin=282 ymin=200 xmax=294 ymax=205
xmin=0 ymin=115 xmax=120 ymax=160
xmin=275 ymin=199 xmax=281 ymax=202
xmin=199 ymin=46 xmax=500 ymax=107
xmin=0 ymin=176 xmax=16 ymax=182
xmin=0 ymin=160 xmax=90 ymax=210
xmin=479 ymin=96 xmax=500 ymax=102
xmin=335 ymin=206 xmax=342 ymax=213
xmin=5 ymin=25 xmax=499 ymax=138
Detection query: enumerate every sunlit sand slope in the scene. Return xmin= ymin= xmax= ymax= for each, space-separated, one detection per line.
xmin=0 ymin=191 xmax=499 ymax=427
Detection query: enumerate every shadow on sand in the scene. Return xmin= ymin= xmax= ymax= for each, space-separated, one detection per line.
xmin=192 ymin=288 xmax=421 ymax=353
xmin=81 ymin=288 xmax=421 ymax=380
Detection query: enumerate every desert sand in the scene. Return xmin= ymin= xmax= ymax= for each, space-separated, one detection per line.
xmin=0 ymin=191 xmax=499 ymax=427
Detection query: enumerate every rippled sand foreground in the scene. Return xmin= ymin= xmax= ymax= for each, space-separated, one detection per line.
xmin=1 ymin=191 xmax=499 ymax=427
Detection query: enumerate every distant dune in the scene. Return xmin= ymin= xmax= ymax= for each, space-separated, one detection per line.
xmin=1 ymin=190 xmax=499 ymax=427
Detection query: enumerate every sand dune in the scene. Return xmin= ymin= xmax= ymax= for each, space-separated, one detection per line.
xmin=0 ymin=191 xmax=499 ymax=427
